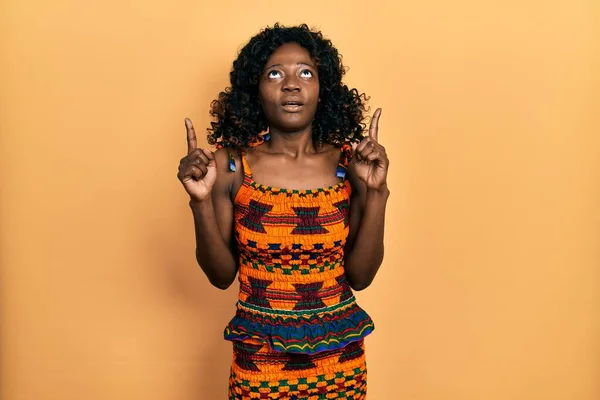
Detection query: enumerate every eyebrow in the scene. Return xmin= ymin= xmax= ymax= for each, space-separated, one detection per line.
xmin=265 ymin=62 xmax=316 ymax=70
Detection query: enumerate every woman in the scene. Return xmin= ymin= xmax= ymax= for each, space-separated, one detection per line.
xmin=177 ymin=23 xmax=389 ymax=399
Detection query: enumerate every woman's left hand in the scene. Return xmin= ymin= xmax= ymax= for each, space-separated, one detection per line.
xmin=351 ymin=108 xmax=389 ymax=191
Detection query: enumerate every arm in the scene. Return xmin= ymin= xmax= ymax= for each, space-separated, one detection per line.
xmin=177 ymin=118 xmax=238 ymax=290
xmin=189 ymin=148 xmax=238 ymax=290
xmin=344 ymin=169 xmax=390 ymax=291
xmin=343 ymin=108 xmax=390 ymax=291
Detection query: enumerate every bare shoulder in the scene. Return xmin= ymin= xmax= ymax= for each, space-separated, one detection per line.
xmin=214 ymin=147 xmax=246 ymax=201
xmin=213 ymin=148 xmax=233 ymax=171
xmin=315 ymin=142 xmax=344 ymax=168
xmin=212 ymin=148 xmax=236 ymax=192
xmin=322 ymin=142 xmax=342 ymax=156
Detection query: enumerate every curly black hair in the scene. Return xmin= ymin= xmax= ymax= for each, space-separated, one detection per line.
xmin=207 ymin=23 xmax=369 ymax=149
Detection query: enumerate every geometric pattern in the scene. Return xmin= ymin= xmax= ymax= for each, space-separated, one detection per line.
xmin=233 ymin=341 xmax=263 ymax=371
xmin=238 ymin=200 xmax=273 ymax=233
xmin=336 ymin=275 xmax=354 ymax=302
xmin=226 ymin=143 xmax=373 ymax=398
xmin=291 ymin=206 xmax=329 ymax=235
xmin=229 ymin=339 xmax=367 ymax=400
xmin=292 ymin=282 xmax=326 ymax=310
xmin=245 ymin=277 xmax=272 ymax=309
xmin=281 ymin=353 xmax=317 ymax=371
xmin=338 ymin=340 xmax=365 ymax=363
xmin=333 ymin=199 xmax=350 ymax=227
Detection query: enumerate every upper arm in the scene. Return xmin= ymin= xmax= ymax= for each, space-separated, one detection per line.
xmin=344 ymin=162 xmax=366 ymax=253
xmin=211 ymin=148 xmax=237 ymax=248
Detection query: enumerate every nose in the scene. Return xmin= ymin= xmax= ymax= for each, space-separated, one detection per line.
xmin=282 ymin=75 xmax=300 ymax=92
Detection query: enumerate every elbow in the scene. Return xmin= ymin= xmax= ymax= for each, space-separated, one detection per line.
xmin=346 ymin=271 xmax=375 ymax=291
xmin=213 ymin=282 xmax=233 ymax=290
xmin=349 ymin=279 xmax=373 ymax=292
xmin=346 ymin=260 xmax=383 ymax=291
xmin=195 ymin=252 xmax=238 ymax=290
xmin=199 ymin=263 xmax=236 ymax=290
xmin=209 ymin=276 xmax=235 ymax=290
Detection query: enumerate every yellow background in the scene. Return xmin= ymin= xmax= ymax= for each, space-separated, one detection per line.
xmin=1 ymin=0 xmax=598 ymax=399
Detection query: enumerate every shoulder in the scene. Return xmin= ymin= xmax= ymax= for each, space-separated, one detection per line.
xmin=212 ymin=148 xmax=239 ymax=192
xmin=322 ymin=142 xmax=342 ymax=155
xmin=318 ymin=142 xmax=345 ymax=165
xmin=214 ymin=147 xmax=247 ymax=201
xmin=214 ymin=148 xmax=235 ymax=171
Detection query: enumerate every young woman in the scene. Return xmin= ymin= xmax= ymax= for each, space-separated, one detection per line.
xmin=177 ymin=23 xmax=389 ymax=399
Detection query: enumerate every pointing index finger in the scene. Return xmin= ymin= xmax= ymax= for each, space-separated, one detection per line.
xmin=369 ymin=108 xmax=382 ymax=142
xmin=185 ymin=118 xmax=197 ymax=155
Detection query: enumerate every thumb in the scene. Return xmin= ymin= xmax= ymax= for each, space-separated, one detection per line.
xmin=201 ymin=148 xmax=216 ymax=165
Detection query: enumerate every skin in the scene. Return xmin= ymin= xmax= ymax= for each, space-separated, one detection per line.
xmin=177 ymin=43 xmax=390 ymax=290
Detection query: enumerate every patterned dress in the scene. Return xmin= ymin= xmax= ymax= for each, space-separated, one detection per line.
xmin=224 ymin=142 xmax=375 ymax=399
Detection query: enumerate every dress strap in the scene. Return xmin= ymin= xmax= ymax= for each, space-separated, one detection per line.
xmin=233 ymin=133 xmax=270 ymax=175
xmin=239 ymin=149 xmax=253 ymax=178
xmin=336 ymin=143 xmax=352 ymax=180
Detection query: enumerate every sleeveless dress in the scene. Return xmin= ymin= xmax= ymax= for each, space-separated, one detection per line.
xmin=224 ymin=142 xmax=375 ymax=400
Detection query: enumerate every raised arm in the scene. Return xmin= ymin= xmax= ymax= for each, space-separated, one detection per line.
xmin=344 ymin=109 xmax=390 ymax=291
xmin=177 ymin=118 xmax=238 ymax=289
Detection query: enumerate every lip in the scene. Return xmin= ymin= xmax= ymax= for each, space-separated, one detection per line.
xmin=281 ymin=104 xmax=304 ymax=112
xmin=281 ymin=99 xmax=304 ymax=113
xmin=281 ymin=97 xmax=304 ymax=105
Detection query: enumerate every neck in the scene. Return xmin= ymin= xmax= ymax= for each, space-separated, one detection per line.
xmin=266 ymin=124 xmax=318 ymax=155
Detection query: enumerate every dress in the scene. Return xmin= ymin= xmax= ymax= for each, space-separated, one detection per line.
xmin=224 ymin=143 xmax=375 ymax=400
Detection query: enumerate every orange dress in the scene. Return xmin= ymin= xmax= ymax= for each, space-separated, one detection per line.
xmin=225 ymin=142 xmax=374 ymax=399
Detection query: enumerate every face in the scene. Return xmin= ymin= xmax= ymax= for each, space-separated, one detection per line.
xmin=258 ymin=42 xmax=320 ymax=132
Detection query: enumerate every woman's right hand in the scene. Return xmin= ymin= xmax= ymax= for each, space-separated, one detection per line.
xmin=177 ymin=118 xmax=217 ymax=203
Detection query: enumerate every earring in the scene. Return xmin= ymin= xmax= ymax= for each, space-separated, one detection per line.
xmin=228 ymin=151 xmax=236 ymax=172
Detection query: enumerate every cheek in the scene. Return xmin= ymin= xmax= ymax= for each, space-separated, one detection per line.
xmin=310 ymin=83 xmax=320 ymax=101
xmin=258 ymin=89 xmax=278 ymax=108
xmin=258 ymin=81 xmax=272 ymax=101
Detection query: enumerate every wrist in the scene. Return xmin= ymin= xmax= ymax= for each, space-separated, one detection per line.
xmin=189 ymin=197 xmax=213 ymax=213
xmin=366 ymin=184 xmax=390 ymax=198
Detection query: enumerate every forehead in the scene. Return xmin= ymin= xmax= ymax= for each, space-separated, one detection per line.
xmin=264 ymin=42 xmax=314 ymax=66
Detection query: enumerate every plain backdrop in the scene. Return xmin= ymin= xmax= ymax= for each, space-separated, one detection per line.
xmin=1 ymin=0 xmax=599 ymax=399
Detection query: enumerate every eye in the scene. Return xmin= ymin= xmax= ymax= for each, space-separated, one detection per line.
xmin=267 ymin=70 xmax=282 ymax=79
xmin=300 ymin=69 xmax=313 ymax=78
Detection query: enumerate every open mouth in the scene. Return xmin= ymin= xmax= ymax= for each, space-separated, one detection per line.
xmin=281 ymin=101 xmax=304 ymax=112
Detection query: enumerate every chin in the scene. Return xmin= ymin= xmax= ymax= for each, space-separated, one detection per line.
xmin=277 ymin=123 xmax=312 ymax=133
xmin=273 ymin=114 xmax=315 ymax=132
